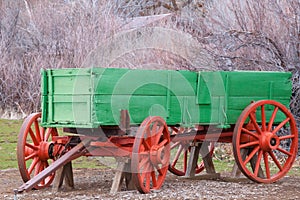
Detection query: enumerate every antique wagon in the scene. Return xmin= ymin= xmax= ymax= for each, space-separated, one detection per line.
xmin=17 ymin=68 xmax=298 ymax=194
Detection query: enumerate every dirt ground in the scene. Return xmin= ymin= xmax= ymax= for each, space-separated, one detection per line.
xmin=1 ymin=167 xmax=300 ymax=200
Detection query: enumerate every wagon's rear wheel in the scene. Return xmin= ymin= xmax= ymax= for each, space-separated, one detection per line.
xmin=168 ymin=128 xmax=215 ymax=176
xmin=233 ymin=100 xmax=298 ymax=183
xmin=17 ymin=113 xmax=58 ymax=189
xmin=131 ymin=116 xmax=170 ymax=193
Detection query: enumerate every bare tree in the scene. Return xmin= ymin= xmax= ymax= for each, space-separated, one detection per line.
xmin=0 ymin=0 xmax=299 ymax=120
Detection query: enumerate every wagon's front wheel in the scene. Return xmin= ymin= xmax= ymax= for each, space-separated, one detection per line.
xmin=131 ymin=116 xmax=170 ymax=193
xmin=17 ymin=113 xmax=58 ymax=189
xmin=233 ymin=100 xmax=298 ymax=183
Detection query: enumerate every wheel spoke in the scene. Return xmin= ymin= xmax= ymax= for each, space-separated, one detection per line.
xmin=249 ymin=112 xmax=262 ymax=134
xmin=40 ymin=128 xmax=45 ymax=141
xmin=28 ymin=128 xmax=39 ymax=145
xmin=142 ymin=138 xmax=151 ymax=150
xmin=272 ymin=117 xmax=290 ymax=134
xmin=240 ymin=141 xmax=259 ymax=149
xmin=183 ymin=150 xmax=188 ymax=172
xmin=241 ymin=128 xmax=259 ymax=139
xmin=28 ymin=157 xmax=39 ymax=175
xmin=243 ymin=146 xmax=260 ymax=165
xmin=139 ymin=156 xmax=150 ymax=170
xmin=261 ymin=105 xmax=266 ymax=131
xmin=145 ymin=126 xmax=151 ymax=142
xmin=34 ymin=161 xmax=42 ymax=176
xmin=269 ymin=151 xmax=283 ymax=171
xmin=154 ymin=132 xmax=162 ymax=146
xmin=40 ymin=162 xmax=46 ymax=185
xmin=34 ymin=120 xmax=42 ymax=142
xmin=156 ymin=127 xmax=164 ymax=143
xmin=171 ymin=141 xmax=180 ymax=149
xmin=171 ymin=145 xmax=184 ymax=167
xmin=151 ymin=122 xmax=158 ymax=145
xmin=44 ymin=129 xmax=51 ymax=142
xmin=267 ymin=107 xmax=279 ymax=132
xmin=25 ymin=142 xmax=39 ymax=150
xmin=151 ymin=171 xmax=157 ymax=187
xmin=157 ymin=139 xmax=168 ymax=149
xmin=156 ymin=167 xmax=163 ymax=175
xmin=145 ymin=172 xmax=151 ymax=191
xmin=276 ymin=147 xmax=292 ymax=156
xmin=279 ymin=135 xmax=295 ymax=140
xmin=152 ymin=122 xmax=158 ymax=135
xmin=25 ymin=152 xmax=38 ymax=161
xmin=254 ymin=150 xmax=263 ymax=176
xmin=263 ymin=152 xmax=270 ymax=179
xmin=157 ymin=126 xmax=164 ymax=134
xmin=140 ymin=171 xmax=146 ymax=182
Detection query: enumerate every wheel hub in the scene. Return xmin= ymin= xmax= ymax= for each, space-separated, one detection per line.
xmin=260 ymin=132 xmax=280 ymax=152
xmin=150 ymin=145 xmax=169 ymax=167
xmin=24 ymin=142 xmax=53 ymax=161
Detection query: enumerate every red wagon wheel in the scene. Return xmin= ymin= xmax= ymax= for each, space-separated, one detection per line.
xmin=168 ymin=128 xmax=215 ymax=176
xmin=17 ymin=113 xmax=58 ymax=189
xmin=131 ymin=116 xmax=170 ymax=193
xmin=233 ymin=100 xmax=298 ymax=183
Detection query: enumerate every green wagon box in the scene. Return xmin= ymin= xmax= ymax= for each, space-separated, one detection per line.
xmin=41 ymin=68 xmax=291 ymax=128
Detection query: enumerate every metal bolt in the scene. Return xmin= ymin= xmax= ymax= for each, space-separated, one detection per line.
xmin=270 ymin=138 xmax=277 ymax=146
xmin=13 ymin=189 xmax=18 ymax=200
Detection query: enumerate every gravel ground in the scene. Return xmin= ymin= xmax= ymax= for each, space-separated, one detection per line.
xmin=1 ymin=167 xmax=300 ymax=200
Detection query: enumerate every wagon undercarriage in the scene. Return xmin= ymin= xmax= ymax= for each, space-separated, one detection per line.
xmin=16 ymin=100 xmax=298 ymax=194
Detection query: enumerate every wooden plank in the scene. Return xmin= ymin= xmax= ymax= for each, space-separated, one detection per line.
xmin=110 ymin=158 xmax=135 ymax=194
xmin=199 ymin=142 xmax=216 ymax=174
xmin=63 ymin=162 xmax=74 ymax=189
xmin=52 ymin=162 xmax=74 ymax=192
xmin=231 ymin=148 xmax=248 ymax=177
xmin=184 ymin=144 xmax=200 ymax=177
xmin=123 ymin=159 xmax=135 ymax=190
xmin=110 ymin=160 xmax=126 ymax=194
xmin=52 ymin=166 xmax=64 ymax=192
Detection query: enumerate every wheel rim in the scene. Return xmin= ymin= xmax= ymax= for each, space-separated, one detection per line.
xmin=168 ymin=128 xmax=215 ymax=176
xmin=131 ymin=116 xmax=170 ymax=193
xmin=233 ymin=100 xmax=298 ymax=183
xmin=17 ymin=113 xmax=58 ymax=189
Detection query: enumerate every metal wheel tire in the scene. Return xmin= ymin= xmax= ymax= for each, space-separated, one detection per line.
xmin=17 ymin=113 xmax=58 ymax=189
xmin=131 ymin=116 xmax=170 ymax=193
xmin=233 ymin=100 xmax=298 ymax=183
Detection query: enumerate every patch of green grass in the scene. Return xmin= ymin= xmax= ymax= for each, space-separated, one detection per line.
xmin=0 ymin=119 xmax=22 ymax=169
xmin=213 ymin=158 xmax=235 ymax=173
xmin=288 ymin=159 xmax=300 ymax=176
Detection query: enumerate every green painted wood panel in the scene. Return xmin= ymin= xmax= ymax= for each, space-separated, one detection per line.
xmin=41 ymin=68 xmax=292 ymax=128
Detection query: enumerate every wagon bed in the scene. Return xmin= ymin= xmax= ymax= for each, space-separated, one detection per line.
xmin=41 ymin=68 xmax=291 ymax=128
